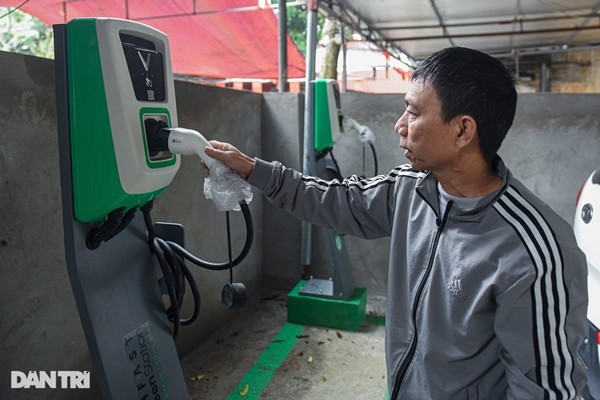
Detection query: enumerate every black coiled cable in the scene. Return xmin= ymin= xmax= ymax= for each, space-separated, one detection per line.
xmin=140 ymin=200 xmax=253 ymax=338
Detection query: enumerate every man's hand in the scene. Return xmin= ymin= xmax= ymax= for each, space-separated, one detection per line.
xmin=204 ymin=140 xmax=255 ymax=180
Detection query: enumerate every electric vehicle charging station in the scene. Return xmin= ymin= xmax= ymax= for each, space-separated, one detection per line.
xmin=54 ymin=17 xmax=252 ymax=399
xmin=287 ymin=79 xmax=368 ymax=332
xmin=65 ymin=19 xmax=179 ymax=223
xmin=298 ymin=79 xmax=356 ymax=301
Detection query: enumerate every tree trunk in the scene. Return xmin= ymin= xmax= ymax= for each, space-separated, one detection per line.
xmin=320 ymin=16 xmax=341 ymax=79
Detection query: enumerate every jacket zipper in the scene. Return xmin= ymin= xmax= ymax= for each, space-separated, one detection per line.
xmin=390 ymin=200 xmax=453 ymax=400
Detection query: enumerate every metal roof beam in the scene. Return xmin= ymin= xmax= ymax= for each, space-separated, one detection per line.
xmin=429 ymin=0 xmax=455 ymax=47
xmin=385 ymin=24 xmax=600 ymax=42
xmin=491 ymin=44 xmax=600 ymax=59
xmin=372 ymin=11 xmax=600 ymax=31
xmin=564 ymin=0 xmax=600 ymax=45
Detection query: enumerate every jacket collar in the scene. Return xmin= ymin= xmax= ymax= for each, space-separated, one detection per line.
xmin=415 ymin=156 xmax=511 ymax=220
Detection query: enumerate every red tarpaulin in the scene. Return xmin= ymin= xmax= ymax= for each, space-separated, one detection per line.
xmin=0 ymin=0 xmax=306 ymax=79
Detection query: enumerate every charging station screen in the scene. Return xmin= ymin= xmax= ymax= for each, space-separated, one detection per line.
xmin=120 ymin=34 xmax=166 ymax=102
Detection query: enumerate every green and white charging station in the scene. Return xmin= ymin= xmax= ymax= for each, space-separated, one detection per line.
xmin=66 ymin=18 xmax=180 ymax=223
xmin=288 ymin=79 xmax=366 ymax=331
xmin=314 ymin=79 xmax=344 ymax=154
xmin=55 ymin=18 xmax=189 ymax=399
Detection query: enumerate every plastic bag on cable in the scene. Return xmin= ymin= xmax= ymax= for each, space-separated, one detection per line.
xmin=203 ymin=162 xmax=253 ymax=212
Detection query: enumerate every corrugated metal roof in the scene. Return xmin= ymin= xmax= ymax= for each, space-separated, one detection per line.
xmin=324 ymin=0 xmax=600 ymax=66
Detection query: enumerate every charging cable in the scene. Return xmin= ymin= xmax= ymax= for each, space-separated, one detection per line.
xmin=86 ymin=120 xmax=254 ymax=337
xmin=85 ymin=207 xmax=137 ymax=249
xmin=140 ymin=200 xmax=253 ymax=338
xmin=221 ymin=211 xmax=246 ymax=310
xmin=343 ymin=116 xmax=379 ymax=177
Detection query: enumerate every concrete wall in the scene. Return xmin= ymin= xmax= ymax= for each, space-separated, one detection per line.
xmin=1 ymin=50 xmax=599 ymax=398
xmin=503 ymin=94 xmax=600 ymax=221
xmin=260 ymin=93 xmax=304 ymax=287
xmin=0 ymin=53 xmax=85 ymax=399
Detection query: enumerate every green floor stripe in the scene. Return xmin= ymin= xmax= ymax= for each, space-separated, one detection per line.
xmin=226 ymin=322 xmax=305 ymax=400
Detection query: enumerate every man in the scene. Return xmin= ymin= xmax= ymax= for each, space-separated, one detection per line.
xmin=205 ymin=47 xmax=589 ymax=399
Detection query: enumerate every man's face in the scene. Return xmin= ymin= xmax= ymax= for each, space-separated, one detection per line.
xmin=394 ymin=79 xmax=460 ymax=173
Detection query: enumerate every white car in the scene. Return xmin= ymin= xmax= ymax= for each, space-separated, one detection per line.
xmin=574 ymin=167 xmax=600 ymax=399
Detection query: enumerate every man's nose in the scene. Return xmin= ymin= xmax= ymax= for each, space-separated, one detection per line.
xmin=395 ymin=112 xmax=407 ymax=135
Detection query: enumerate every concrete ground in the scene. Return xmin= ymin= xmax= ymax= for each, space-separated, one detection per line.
xmin=180 ymin=288 xmax=387 ymax=400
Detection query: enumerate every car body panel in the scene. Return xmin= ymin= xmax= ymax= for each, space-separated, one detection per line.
xmin=573 ymin=167 xmax=600 ymax=400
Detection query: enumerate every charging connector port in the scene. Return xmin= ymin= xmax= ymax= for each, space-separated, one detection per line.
xmin=144 ymin=118 xmax=172 ymax=160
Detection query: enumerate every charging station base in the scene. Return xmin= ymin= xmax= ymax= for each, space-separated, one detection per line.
xmin=287 ymin=280 xmax=366 ymax=331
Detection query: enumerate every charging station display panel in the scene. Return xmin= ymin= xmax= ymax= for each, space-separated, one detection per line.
xmin=121 ymin=34 xmax=166 ymax=102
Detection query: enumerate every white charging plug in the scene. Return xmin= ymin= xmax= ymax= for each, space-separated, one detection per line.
xmin=157 ymin=126 xmax=253 ymax=211
xmin=344 ymin=116 xmax=376 ymax=144
xmin=358 ymin=126 xmax=376 ymax=144
xmin=165 ymin=127 xmax=224 ymax=172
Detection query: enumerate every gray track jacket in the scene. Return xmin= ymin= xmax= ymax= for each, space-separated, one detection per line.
xmin=247 ymin=156 xmax=589 ymax=400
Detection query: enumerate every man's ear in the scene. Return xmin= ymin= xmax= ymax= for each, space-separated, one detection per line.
xmin=454 ymin=115 xmax=478 ymax=149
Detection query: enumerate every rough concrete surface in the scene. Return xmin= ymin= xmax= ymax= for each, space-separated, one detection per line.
xmin=180 ymin=288 xmax=386 ymax=400
xmin=261 ymin=324 xmax=386 ymax=400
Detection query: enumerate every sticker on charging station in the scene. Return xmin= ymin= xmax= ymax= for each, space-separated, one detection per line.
xmin=123 ymin=321 xmax=169 ymax=399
